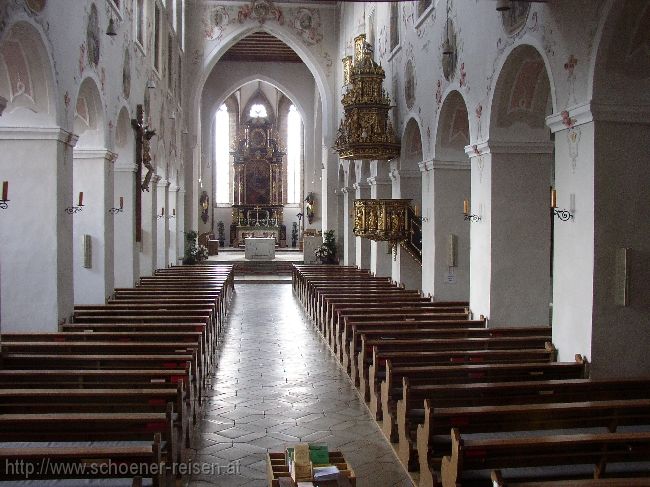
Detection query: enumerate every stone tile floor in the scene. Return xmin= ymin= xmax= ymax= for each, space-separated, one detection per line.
xmin=187 ymin=283 xmax=414 ymax=487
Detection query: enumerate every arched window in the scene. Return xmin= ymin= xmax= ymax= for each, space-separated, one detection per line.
xmin=214 ymin=104 xmax=230 ymax=204
xmin=249 ymin=103 xmax=267 ymax=118
xmin=286 ymin=105 xmax=302 ymax=204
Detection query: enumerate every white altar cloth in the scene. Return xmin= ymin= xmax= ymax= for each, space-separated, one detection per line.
xmin=245 ymin=237 xmax=276 ymax=260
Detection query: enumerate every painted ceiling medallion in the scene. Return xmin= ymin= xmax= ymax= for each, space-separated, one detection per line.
xmin=25 ymin=0 xmax=47 ymax=13
xmin=404 ymin=59 xmax=416 ymax=110
xmin=501 ymin=2 xmax=530 ymax=36
xmin=238 ymin=0 xmax=284 ymax=25
xmin=442 ymin=19 xmax=457 ymax=81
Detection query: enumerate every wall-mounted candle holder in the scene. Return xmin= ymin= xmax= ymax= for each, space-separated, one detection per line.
xmin=66 ymin=192 xmax=85 ymax=214
xmin=1 ymin=181 xmax=9 ymax=210
xmin=109 ymin=196 xmax=124 ymax=214
xmin=463 ymin=199 xmax=481 ymax=222
xmin=169 ymin=208 xmax=176 ymax=219
xmin=551 ymin=189 xmax=574 ymax=221
xmin=157 ymin=207 xmax=166 ymax=219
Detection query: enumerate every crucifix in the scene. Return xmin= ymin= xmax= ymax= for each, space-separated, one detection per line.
xmin=131 ymin=104 xmax=156 ymax=242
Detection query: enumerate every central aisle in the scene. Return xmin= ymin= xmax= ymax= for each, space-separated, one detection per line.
xmin=188 ymin=283 xmax=414 ymax=487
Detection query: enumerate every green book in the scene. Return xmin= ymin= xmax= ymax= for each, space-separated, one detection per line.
xmin=309 ymin=444 xmax=329 ymax=465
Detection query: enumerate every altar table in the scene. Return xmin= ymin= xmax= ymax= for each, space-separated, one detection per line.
xmin=245 ymin=237 xmax=276 ymax=260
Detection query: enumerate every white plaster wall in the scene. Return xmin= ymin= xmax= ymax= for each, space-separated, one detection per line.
xmin=0 ymin=134 xmax=74 ymax=330
xmin=156 ymin=180 xmax=169 ymax=268
xmin=591 ymin=120 xmax=650 ymax=378
xmin=552 ymin=122 xmax=594 ymax=363
xmin=490 ymin=151 xmax=552 ymax=326
xmin=72 ymin=151 xmax=115 ymax=305
xmin=113 ymin=166 xmax=139 ymax=287
xmin=469 ymin=152 xmax=492 ymax=320
xmin=139 ymin=184 xmax=157 ymax=277
xmin=432 ymin=166 xmax=471 ymax=302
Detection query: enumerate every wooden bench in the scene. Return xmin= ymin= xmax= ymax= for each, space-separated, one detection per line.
xmin=380 ymin=357 xmax=586 ymax=436
xmin=359 ymin=336 xmax=552 ymax=402
xmin=491 ymin=470 xmax=650 ymax=487
xmin=0 ymin=434 xmax=164 ymax=486
xmin=0 ymin=407 xmax=177 ymax=481
xmin=415 ymin=377 xmax=650 ymax=486
xmin=441 ymin=428 xmax=650 ymax=487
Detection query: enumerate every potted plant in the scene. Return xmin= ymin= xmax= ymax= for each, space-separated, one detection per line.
xmin=217 ymin=221 xmax=225 ymax=247
xmin=314 ymin=230 xmax=337 ymax=264
xmin=182 ymin=230 xmax=209 ymax=265
xmin=291 ymin=222 xmax=299 ymax=248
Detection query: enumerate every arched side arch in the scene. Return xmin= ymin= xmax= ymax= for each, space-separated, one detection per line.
xmin=0 ymin=20 xmax=59 ymax=127
xmin=484 ymin=41 xmax=557 ymax=143
xmin=487 ymin=44 xmax=553 ymax=144
xmin=432 ymin=88 xmax=472 ymax=158
xmin=434 ymin=90 xmax=470 ymax=161
xmin=73 ymin=76 xmax=106 ymax=149
xmin=400 ymin=117 xmax=424 ymax=171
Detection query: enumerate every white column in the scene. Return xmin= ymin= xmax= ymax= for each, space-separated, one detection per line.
xmin=391 ymin=167 xmax=422 ymax=290
xmin=176 ymin=189 xmax=186 ymax=265
xmin=341 ymin=187 xmax=356 ymax=266
xmin=421 ymin=158 xmax=471 ymax=300
xmin=354 ymin=181 xmax=371 ymax=271
xmin=140 ymin=175 xmax=160 ymax=276
xmin=169 ymin=185 xmax=180 ymax=266
xmin=113 ymin=162 xmax=139 ymax=287
xmin=321 ymin=140 xmax=340 ymax=233
xmin=0 ymin=127 xmax=77 ymax=330
xmin=73 ymin=148 xmax=116 ymax=304
xmin=368 ymin=161 xmax=392 ymax=278
xmin=468 ymin=140 xmax=553 ymax=327
xmin=156 ymin=178 xmax=170 ymax=269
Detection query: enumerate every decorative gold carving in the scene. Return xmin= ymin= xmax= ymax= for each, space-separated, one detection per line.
xmin=353 ymin=199 xmax=411 ymax=243
xmin=334 ymin=35 xmax=400 ymax=161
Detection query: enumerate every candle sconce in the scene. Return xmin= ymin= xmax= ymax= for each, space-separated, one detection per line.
xmin=463 ymin=199 xmax=481 ymax=222
xmin=551 ymin=190 xmax=574 ymax=221
xmin=169 ymin=209 xmax=176 ymax=219
xmin=1 ymin=180 xmax=9 ymax=210
xmin=157 ymin=207 xmax=166 ymax=219
xmin=109 ymin=196 xmax=124 ymax=214
xmin=66 ymin=192 xmax=85 ymax=214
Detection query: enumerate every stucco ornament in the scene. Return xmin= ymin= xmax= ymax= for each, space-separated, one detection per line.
xmin=204 ymin=5 xmax=230 ymax=40
xmin=501 ymin=2 xmax=530 ymax=36
xmin=238 ymin=0 xmax=284 ymax=25
xmin=404 ymin=59 xmax=416 ymax=110
xmin=293 ymin=8 xmax=322 ymax=45
xmin=122 ymin=48 xmax=131 ymax=99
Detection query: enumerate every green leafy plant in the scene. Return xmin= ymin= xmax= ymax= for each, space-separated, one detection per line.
xmin=314 ymin=230 xmax=337 ymax=264
xmin=182 ymin=230 xmax=208 ymax=265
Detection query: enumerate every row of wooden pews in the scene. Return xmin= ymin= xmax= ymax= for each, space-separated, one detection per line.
xmin=0 ymin=264 xmax=234 ymax=487
xmin=292 ymin=265 xmax=650 ymax=487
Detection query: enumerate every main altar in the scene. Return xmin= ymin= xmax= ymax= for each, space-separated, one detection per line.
xmin=229 ymin=117 xmax=287 ymax=247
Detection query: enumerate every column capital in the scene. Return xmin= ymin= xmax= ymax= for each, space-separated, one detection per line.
xmin=465 ymin=139 xmax=554 ymax=156
xmin=169 ymin=184 xmax=180 ymax=192
xmin=420 ymin=158 xmax=470 ymax=171
xmin=114 ymin=162 xmax=137 ymax=173
xmin=546 ymin=100 xmax=650 ymax=133
xmin=152 ymin=175 xmax=162 ymax=185
xmin=353 ymin=181 xmax=370 ymax=191
xmin=0 ymin=126 xmax=78 ymax=147
xmin=157 ymin=178 xmax=170 ymax=188
xmin=73 ymin=148 xmax=118 ymax=162
xmin=367 ymin=176 xmax=392 ymax=187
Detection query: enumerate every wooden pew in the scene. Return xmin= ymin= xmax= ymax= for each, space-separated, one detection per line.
xmin=358 ymin=336 xmax=552 ymax=402
xmin=415 ymin=377 xmax=650 ymax=486
xmin=491 ymin=469 xmax=650 ymax=487
xmin=380 ymin=357 xmax=586 ymax=436
xmin=0 ymin=386 xmax=188 ymax=464
xmin=0 ymin=434 xmax=164 ymax=486
xmin=0 ymin=405 xmax=178 ymax=481
xmin=441 ymin=428 xmax=650 ymax=487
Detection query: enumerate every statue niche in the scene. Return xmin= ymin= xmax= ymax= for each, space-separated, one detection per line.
xmin=230 ymin=117 xmax=286 ymax=247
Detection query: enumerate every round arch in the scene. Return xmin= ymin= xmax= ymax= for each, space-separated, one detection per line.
xmin=0 ymin=20 xmax=59 ymax=127
xmin=484 ymin=41 xmax=557 ymax=142
xmin=400 ymin=117 xmax=424 ymax=170
xmin=434 ymin=90 xmax=470 ymax=161
xmin=73 ymin=76 xmax=106 ymax=149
